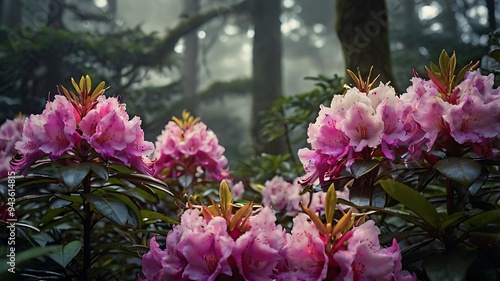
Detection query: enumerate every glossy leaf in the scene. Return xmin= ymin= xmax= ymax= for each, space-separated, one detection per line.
xmin=0 ymin=246 xmax=60 ymax=272
xmin=424 ymin=250 xmax=477 ymax=281
xmin=461 ymin=209 xmax=500 ymax=231
xmin=350 ymin=159 xmax=379 ymax=179
xmin=219 ymin=180 xmax=232 ymax=218
xmin=106 ymin=192 xmax=140 ymax=229
xmin=434 ymin=157 xmax=482 ymax=187
xmin=140 ymin=210 xmax=179 ymax=225
xmin=48 ymin=240 xmax=83 ymax=268
xmin=325 ymin=184 xmax=337 ymax=226
xmin=83 ymin=193 xmax=130 ymax=227
xmin=90 ymin=163 xmax=109 ymax=181
xmin=379 ymin=179 xmax=440 ymax=229
xmin=440 ymin=211 xmax=468 ymax=231
xmin=60 ymin=163 xmax=91 ymax=190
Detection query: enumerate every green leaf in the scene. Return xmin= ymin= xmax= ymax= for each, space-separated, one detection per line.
xmin=90 ymin=163 xmax=109 ymax=181
xmin=434 ymin=157 xmax=482 ymax=187
xmin=141 ymin=210 xmax=179 ymax=225
xmin=106 ymin=192 xmax=140 ymax=229
xmin=440 ymin=211 xmax=469 ymax=231
xmin=219 ymin=180 xmax=232 ymax=218
xmin=349 ymin=159 xmax=379 ymax=179
xmin=48 ymin=240 xmax=83 ymax=268
xmin=490 ymin=49 xmax=500 ymax=62
xmin=0 ymin=246 xmax=60 ymax=272
xmin=461 ymin=209 xmax=500 ymax=231
xmin=379 ymin=179 xmax=440 ymax=229
xmin=83 ymin=193 xmax=130 ymax=227
xmin=60 ymin=163 xmax=91 ymax=190
xmin=424 ymin=250 xmax=478 ymax=281
xmin=325 ymin=184 xmax=337 ymax=225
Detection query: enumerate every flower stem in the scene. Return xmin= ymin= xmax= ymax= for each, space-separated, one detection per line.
xmin=82 ymin=174 xmax=92 ymax=281
xmin=446 ymin=179 xmax=454 ymax=215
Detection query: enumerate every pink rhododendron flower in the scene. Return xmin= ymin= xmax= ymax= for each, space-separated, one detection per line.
xmin=141 ymin=206 xmax=287 ymax=280
xmin=12 ymin=83 xmax=154 ymax=175
xmin=229 ymin=180 xmax=245 ymax=200
xmin=153 ymin=112 xmax=228 ymax=182
xmin=283 ymin=213 xmax=329 ymax=280
xmin=333 ymin=220 xmax=416 ymax=281
xmin=140 ymin=236 xmax=167 ymax=281
xmin=299 ymin=82 xmax=409 ymax=185
xmin=232 ymin=207 xmax=287 ymax=280
xmin=262 ymin=176 xmax=305 ymax=216
xmin=80 ymin=95 xmax=154 ymax=174
xmin=401 ymin=70 xmax=500 ymax=159
xmin=443 ymin=71 xmax=500 ymax=156
xmin=262 ymin=176 xmax=349 ymax=215
xmin=0 ymin=117 xmax=24 ymax=178
xmin=13 ymin=95 xmax=80 ymax=173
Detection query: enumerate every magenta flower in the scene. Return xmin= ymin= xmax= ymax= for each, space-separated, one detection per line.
xmin=141 ymin=182 xmax=287 ymax=280
xmin=261 ymin=176 xmax=304 ymax=216
xmin=443 ymin=71 xmax=500 ymax=156
xmin=332 ymin=220 xmax=416 ymax=281
xmin=0 ymin=116 xmax=24 ymax=178
xmin=401 ymin=70 xmax=500 ymax=159
xmin=232 ymin=207 xmax=287 ymax=280
xmin=140 ymin=236 xmax=167 ymax=281
xmin=299 ymin=83 xmax=409 ymax=185
xmin=283 ymin=213 xmax=329 ymax=280
xmin=261 ymin=176 xmax=350 ymax=215
xmin=153 ymin=111 xmax=228 ymax=182
xmin=13 ymin=95 xmax=80 ymax=173
xmin=80 ymin=95 xmax=154 ymax=174
xmin=229 ymin=180 xmax=245 ymax=200
xmin=12 ymin=76 xmax=154 ymax=175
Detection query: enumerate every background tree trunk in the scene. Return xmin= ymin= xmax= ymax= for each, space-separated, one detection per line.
xmin=335 ymin=0 xmax=397 ymax=89
xmin=251 ymin=0 xmax=285 ymax=155
xmin=182 ymin=0 xmax=200 ymax=114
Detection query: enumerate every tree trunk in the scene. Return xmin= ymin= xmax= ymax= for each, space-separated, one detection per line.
xmin=486 ymin=0 xmax=496 ymax=31
xmin=3 ymin=0 xmax=22 ymax=28
xmin=251 ymin=0 xmax=285 ymax=155
xmin=335 ymin=0 xmax=396 ymax=88
xmin=182 ymin=0 xmax=200 ymax=113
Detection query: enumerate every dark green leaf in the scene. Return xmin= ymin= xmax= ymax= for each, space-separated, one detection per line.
xmin=434 ymin=157 xmax=482 ymax=187
xmin=0 ymin=246 xmax=60 ymax=272
xmin=48 ymin=240 xmax=83 ymax=268
xmin=466 ymin=256 xmax=498 ymax=281
xmin=379 ymin=179 xmax=440 ymax=229
xmin=90 ymin=163 xmax=109 ymax=181
xmin=440 ymin=211 xmax=468 ymax=231
xmin=106 ymin=192 xmax=141 ymax=228
xmin=424 ymin=250 xmax=478 ymax=281
xmin=141 ymin=210 xmax=179 ymax=225
xmin=31 ymin=232 xmax=55 ymax=247
xmin=350 ymin=159 xmax=380 ymax=179
xmin=60 ymin=163 xmax=91 ymax=190
xmin=490 ymin=49 xmax=500 ymax=62
xmin=83 ymin=193 xmax=130 ymax=227
xmin=461 ymin=209 xmax=500 ymax=231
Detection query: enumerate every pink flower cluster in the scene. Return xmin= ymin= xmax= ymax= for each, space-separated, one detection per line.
xmin=141 ymin=208 xmax=414 ymax=281
xmin=0 ymin=117 xmax=24 ymax=178
xmin=140 ymin=207 xmax=286 ymax=281
xmin=401 ymin=70 xmax=500 ymax=158
xmin=79 ymin=95 xmax=154 ymax=174
xmin=12 ymin=94 xmax=153 ymax=174
xmin=153 ymin=118 xmax=228 ymax=182
xmin=282 ymin=216 xmax=416 ymax=281
xmin=299 ymin=70 xmax=500 ymax=185
xmin=261 ymin=176 xmax=350 ymax=215
xmin=299 ymin=82 xmax=409 ymax=185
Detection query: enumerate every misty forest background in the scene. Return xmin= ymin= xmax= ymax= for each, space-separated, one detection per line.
xmin=0 ymin=0 xmax=498 ymax=170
